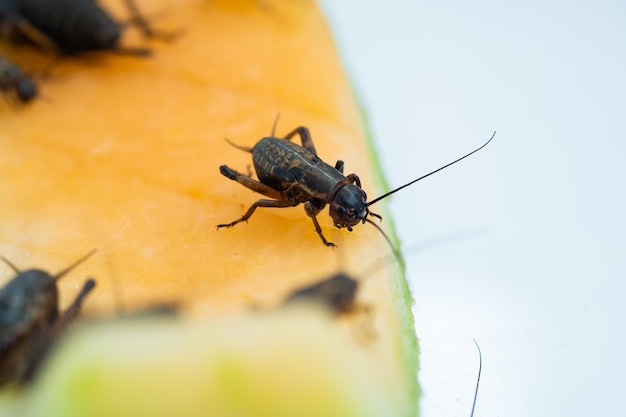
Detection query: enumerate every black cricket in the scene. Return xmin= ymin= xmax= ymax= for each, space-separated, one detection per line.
xmin=0 ymin=250 xmax=96 ymax=385
xmin=283 ymin=273 xmax=359 ymax=316
xmin=217 ymin=125 xmax=495 ymax=247
xmin=0 ymin=0 xmax=175 ymax=56
xmin=281 ymin=272 xmax=375 ymax=341
xmin=0 ymin=53 xmax=38 ymax=104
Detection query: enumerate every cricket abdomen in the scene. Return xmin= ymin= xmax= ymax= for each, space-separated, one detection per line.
xmin=17 ymin=0 xmax=120 ymax=53
xmin=252 ymin=137 xmax=346 ymax=201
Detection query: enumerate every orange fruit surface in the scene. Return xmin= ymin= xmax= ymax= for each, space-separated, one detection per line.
xmin=0 ymin=1 xmax=418 ymax=416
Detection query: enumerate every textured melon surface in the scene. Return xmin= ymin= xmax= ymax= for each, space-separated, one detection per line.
xmin=0 ymin=1 xmax=418 ymax=416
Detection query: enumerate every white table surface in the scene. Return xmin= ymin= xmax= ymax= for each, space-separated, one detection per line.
xmin=318 ymin=1 xmax=626 ymax=416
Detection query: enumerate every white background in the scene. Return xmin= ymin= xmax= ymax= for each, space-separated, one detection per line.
xmin=318 ymin=1 xmax=626 ymax=416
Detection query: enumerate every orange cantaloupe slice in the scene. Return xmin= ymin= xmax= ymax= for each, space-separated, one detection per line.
xmin=0 ymin=1 xmax=418 ymax=416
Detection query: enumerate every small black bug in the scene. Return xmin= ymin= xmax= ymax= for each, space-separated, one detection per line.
xmin=0 ymin=0 xmax=176 ymax=56
xmin=0 ymin=53 xmax=38 ymax=104
xmin=0 ymin=250 xmax=96 ymax=385
xmin=217 ymin=125 xmax=495 ymax=247
xmin=283 ymin=272 xmax=360 ymax=316
xmin=282 ymin=271 xmax=376 ymax=342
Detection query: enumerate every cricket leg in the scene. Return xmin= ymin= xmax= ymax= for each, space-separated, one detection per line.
xmin=283 ymin=126 xmax=318 ymax=156
xmin=22 ymin=279 xmax=95 ymax=382
xmin=304 ymin=201 xmax=335 ymax=247
xmin=52 ymin=279 xmax=96 ymax=333
xmin=345 ymin=173 xmax=362 ymax=188
xmin=122 ymin=0 xmax=182 ymax=41
xmin=217 ymin=199 xmax=294 ymax=229
xmin=220 ymin=165 xmax=282 ymax=200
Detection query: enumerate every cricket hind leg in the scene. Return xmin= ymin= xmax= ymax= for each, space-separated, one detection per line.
xmin=1 ymin=15 xmax=59 ymax=54
xmin=21 ymin=279 xmax=96 ymax=383
xmin=219 ymin=165 xmax=282 ymax=199
xmin=218 ymin=165 xmax=299 ymax=228
xmin=283 ymin=126 xmax=318 ymax=156
xmin=52 ymin=279 xmax=96 ymax=332
xmin=122 ymin=0 xmax=182 ymax=42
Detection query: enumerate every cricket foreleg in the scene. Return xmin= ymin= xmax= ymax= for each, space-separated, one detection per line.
xmin=304 ymin=202 xmax=336 ymax=247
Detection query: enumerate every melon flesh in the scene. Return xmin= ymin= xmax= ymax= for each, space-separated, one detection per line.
xmin=0 ymin=1 xmax=418 ymax=416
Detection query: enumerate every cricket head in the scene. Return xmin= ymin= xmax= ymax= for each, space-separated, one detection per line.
xmin=0 ymin=250 xmax=97 ymax=325
xmin=328 ymin=184 xmax=371 ymax=230
xmin=327 ymin=183 xmax=395 ymax=248
xmin=0 ymin=268 xmax=60 ymax=330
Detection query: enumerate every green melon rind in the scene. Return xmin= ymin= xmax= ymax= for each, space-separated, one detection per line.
xmin=356 ymin=98 xmax=421 ymax=417
xmin=321 ymin=8 xmax=419 ymax=413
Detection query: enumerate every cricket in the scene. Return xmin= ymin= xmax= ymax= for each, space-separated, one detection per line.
xmin=217 ymin=123 xmax=495 ymax=248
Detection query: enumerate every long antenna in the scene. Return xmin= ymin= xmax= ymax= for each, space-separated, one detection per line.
xmin=271 ymin=112 xmax=281 ymax=136
xmin=0 ymin=254 xmax=20 ymax=274
xmin=367 ymin=131 xmax=496 ymax=207
xmin=54 ymin=249 xmax=97 ymax=282
xmin=470 ymin=339 xmax=483 ymax=417
xmin=363 ymin=217 xmax=403 ymax=264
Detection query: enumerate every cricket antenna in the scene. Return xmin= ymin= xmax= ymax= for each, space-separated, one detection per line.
xmin=363 ymin=217 xmax=403 ymax=264
xmin=224 ymin=137 xmax=253 ymax=153
xmin=367 ymin=131 xmax=496 ymax=207
xmin=271 ymin=112 xmax=281 ymax=136
xmin=53 ymin=249 xmax=97 ymax=282
xmin=0 ymin=254 xmax=20 ymax=274
xmin=470 ymin=339 xmax=483 ymax=417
